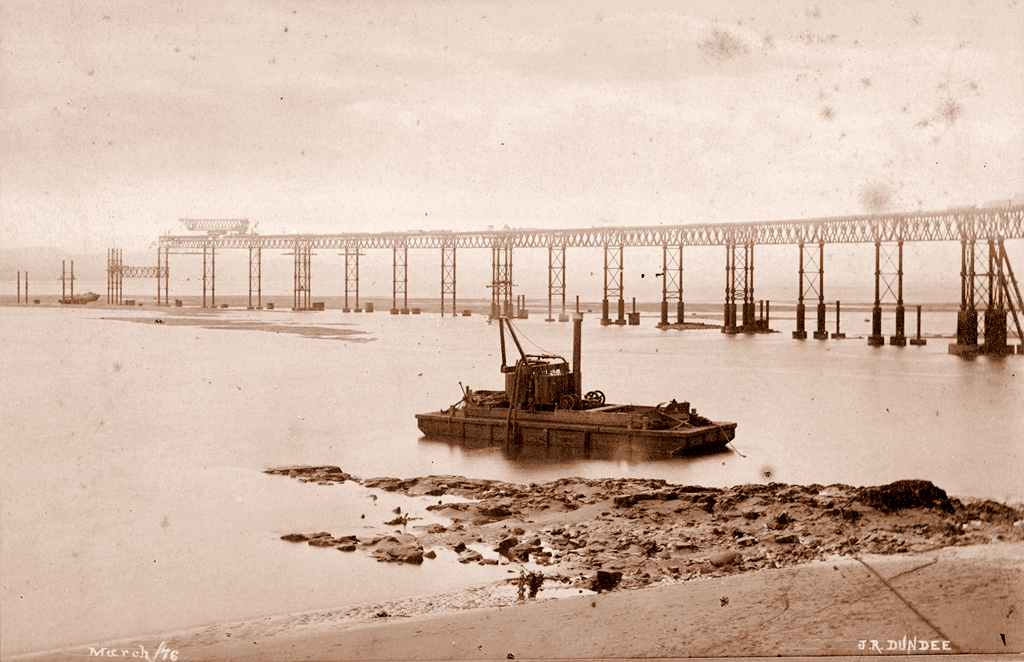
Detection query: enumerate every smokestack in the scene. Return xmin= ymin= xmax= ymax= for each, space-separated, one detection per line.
xmin=572 ymin=312 xmax=583 ymax=397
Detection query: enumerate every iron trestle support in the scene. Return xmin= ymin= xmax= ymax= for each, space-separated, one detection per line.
xmin=248 ymin=246 xmax=262 ymax=309
xmin=659 ymin=244 xmax=684 ymax=326
xmin=393 ymin=245 xmax=408 ymax=314
xmin=441 ymin=244 xmax=456 ymax=316
xmin=546 ymin=245 xmax=566 ymax=322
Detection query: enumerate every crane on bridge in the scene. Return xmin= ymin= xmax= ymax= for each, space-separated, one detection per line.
xmin=179 ymin=218 xmax=250 ymax=235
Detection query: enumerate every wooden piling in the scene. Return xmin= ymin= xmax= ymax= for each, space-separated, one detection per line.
xmin=910 ymin=304 xmax=927 ymax=345
xmin=831 ymin=300 xmax=845 ymax=339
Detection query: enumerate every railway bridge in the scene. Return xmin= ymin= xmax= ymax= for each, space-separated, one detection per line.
xmin=108 ymin=204 xmax=1024 ymax=356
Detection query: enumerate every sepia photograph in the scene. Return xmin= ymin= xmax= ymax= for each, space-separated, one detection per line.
xmin=1 ymin=1 xmax=1022 ymax=660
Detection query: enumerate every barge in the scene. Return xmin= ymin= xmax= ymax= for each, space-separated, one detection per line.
xmin=59 ymin=292 xmax=100 ymax=305
xmin=416 ymin=315 xmax=736 ymax=456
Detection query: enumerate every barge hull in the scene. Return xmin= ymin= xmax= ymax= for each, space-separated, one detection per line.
xmin=415 ymin=412 xmax=735 ymax=456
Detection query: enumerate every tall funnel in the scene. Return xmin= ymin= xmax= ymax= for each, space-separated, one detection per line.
xmin=572 ymin=312 xmax=583 ymax=397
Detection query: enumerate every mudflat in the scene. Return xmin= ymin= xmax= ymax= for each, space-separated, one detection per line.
xmin=16 ymin=471 xmax=1023 ymax=660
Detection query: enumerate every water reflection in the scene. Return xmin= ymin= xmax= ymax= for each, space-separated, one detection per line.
xmin=418 ymin=436 xmax=732 ymax=466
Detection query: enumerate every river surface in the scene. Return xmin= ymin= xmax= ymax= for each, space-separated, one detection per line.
xmin=1 ymin=304 xmax=1021 ymax=655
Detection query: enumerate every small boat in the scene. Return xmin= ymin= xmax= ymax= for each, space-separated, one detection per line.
xmin=59 ymin=292 xmax=100 ymax=305
xmin=416 ymin=316 xmax=736 ymax=456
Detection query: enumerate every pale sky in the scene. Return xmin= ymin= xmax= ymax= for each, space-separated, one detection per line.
xmin=2 ymin=0 xmax=1022 ymax=252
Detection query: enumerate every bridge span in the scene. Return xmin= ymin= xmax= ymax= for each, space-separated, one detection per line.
xmin=108 ymin=204 xmax=1024 ymax=356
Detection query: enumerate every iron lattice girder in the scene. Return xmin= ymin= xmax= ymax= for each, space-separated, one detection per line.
xmin=157 ymin=206 xmax=1024 ymax=251
xmin=113 ymin=265 xmax=168 ymax=278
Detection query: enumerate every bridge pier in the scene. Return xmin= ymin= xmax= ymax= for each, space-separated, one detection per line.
xmin=723 ymin=242 xmax=738 ymax=334
xmin=891 ymin=241 xmax=906 ymax=346
xmin=951 ymin=238 xmax=980 ymax=354
xmin=813 ymin=243 xmax=828 ymax=339
xmin=441 ymin=244 xmax=456 ymax=316
xmin=794 ymin=242 xmax=806 ymax=339
xmin=546 ymin=245 xmax=565 ymax=322
xmin=157 ymin=246 xmax=169 ymax=306
xmin=868 ymin=240 xmax=907 ymax=346
xmin=107 ymin=249 xmax=123 ymax=304
xmin=392 ymin=245 xmax=408 ymax=314
xmin=248 ymin=246 xmax=262 ymax=309
xmin=658 ymin=245 xmax=684 ymax=327
xmin=725 ymin=242 xmax=768 ymax=334
xmin=601 ymin=245 xmax=625 ymax=325
xmin=491 ymin=243 xmax=513 ymax=319
xmin=793 ymin=241 xmax=827 ymax=339
xmin=741 ymin=243 xmax=755 ymax=333
xmin=343 ymin=246 xmax=360 ymax=312
xmin=869 ymin=240 xmax=884 ymax=346
xmin=292 ymin=241 xmax=311 ymax=311
xmin=202 ymin=244 xmax=216 ymax=308
xmin=950 ymin=236 xmax=1024 ymax=356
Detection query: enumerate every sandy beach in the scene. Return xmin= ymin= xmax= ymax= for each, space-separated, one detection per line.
xmin=15 ymin=471 xmax=1023 ymax=660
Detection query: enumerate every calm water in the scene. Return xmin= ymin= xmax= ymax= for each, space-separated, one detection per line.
xmin=1 ymin=304 xmax=1021 ymax=655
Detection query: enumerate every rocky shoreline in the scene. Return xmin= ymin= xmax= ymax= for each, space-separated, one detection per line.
xmin=266 ymin=466 xmax=1023 ymax=594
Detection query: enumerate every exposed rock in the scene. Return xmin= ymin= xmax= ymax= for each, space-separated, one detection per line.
xmin=857 ymin=479 xmax=953 ymax=513
xmin=709 ymin=551 xmax=742 ymax=567
xmin=362 ymin=477 xmax=420 ymax=492
xmin=591 ymin=570 xmax=623 ymax=593
xmin=962 ymin=499 xmax=1021 ymax=523
xmin=458 ymin=549 xmax=483 ymax=564
xmin=426 ymin=502 xmax=470 ymax=512
xmin=370 ymin=535 xmax=424 ymax=564
xmin=495 ymin=537 xmax=520 ymax=559
xmin=771 ymin=512 xmax=794 ymax=528
xmin=478 ymin=503 xmax=514 ymax=519
xmin=507 ymin=540 xmax=542 ymax=562
xmin=265 ymin=466 xmax=353 ymax=482
xmin=267 ymin=468 xmax=1023 ymax=594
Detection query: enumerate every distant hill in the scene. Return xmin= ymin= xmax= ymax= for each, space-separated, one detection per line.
xmin=0 ymin=248 xmax=151 ymax=282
